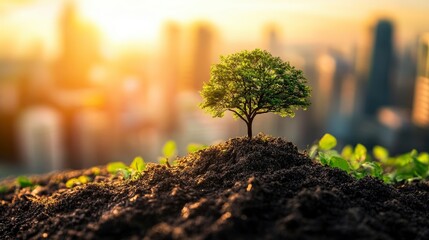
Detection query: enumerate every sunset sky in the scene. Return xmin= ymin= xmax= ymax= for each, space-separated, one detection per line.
xmin=1 ymin=0 xmax=429 ymax=58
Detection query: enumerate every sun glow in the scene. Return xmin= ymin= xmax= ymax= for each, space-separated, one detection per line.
xmin=79 ymin=1 xmax=170 ymax=44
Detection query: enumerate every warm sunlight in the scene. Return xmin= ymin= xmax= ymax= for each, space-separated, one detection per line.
xmin=79 ymin=1 xmax=167 ymax=43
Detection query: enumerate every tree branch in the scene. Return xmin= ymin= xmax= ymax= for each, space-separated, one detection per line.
xmin=227 ymin=108 xmax=249 ymax=124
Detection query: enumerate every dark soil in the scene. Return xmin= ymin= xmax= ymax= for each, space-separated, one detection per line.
xmin=1 ymin=134 xmax=429 ymax=240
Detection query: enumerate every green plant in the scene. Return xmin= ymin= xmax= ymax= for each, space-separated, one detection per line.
xmin=312 ymin=134 xmax=386 ymax=181
xmin=107 ymin=157 xmax=147 ymax=180
xmin=66 ymin=176 xmax=91 ymax=188
xmin=187 ymin=143 xmax=207 ymax=153
xmin=200 ymin=49 xmax=311 ymax=138
xmin=16 ymin=176 xmax=34 ymax=188
xmin=311 ymin=133 xmax=429 ymax=183
xmin=159 ymin=140 xmax=178 ymax=167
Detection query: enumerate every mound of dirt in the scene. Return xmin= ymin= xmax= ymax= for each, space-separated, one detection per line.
xmin=1 ymin=134 xmax=429 ymax=240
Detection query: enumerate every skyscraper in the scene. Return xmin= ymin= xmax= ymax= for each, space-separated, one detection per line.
xmin=364 ymin=19 xmax=395 ymax=116
xmin=412 ymin=33 xmax=429 ymax=127
xmin=190 ymin=23 xmax=215 ymax=92
xmin=55 ymin=1 xmax=100 ymax=89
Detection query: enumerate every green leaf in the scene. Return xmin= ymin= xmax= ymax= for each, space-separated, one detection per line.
xmin=130 ymin=156 xmax=146 ymax=171
xmin=354 ymin=144 xmax=367 ymax=162
xmin=329 ymin=156 xmax=350 ymax=173
xmin=107 ymin=162 xmax=128 ymax=174
xmin=308 ymin=144 xmax=318 ymax=159
xmin=90 ymin=167 xmax=101 ymax=176
xmin=159 ymin=157 xmax=168 ymax=165
xmin=16 ymin=176 xmax=33 ymax=188
xmin=66 ymin=178 xmax=80 ymax=188
xmin=417 ymin=152 xmax=429 ymax=164
xmin=341 ymin=145 xmax=353 ymax=160
xmin=162 ymin=140 xmax=177 ymax=158
xmin=318 ymin=152 xmax=330 ymax=165
xmin=362 ymin=162 xmax=383 ymax=178
xmin=117 ymin=169 xmax=131 ymax=180
xmin=373 ymin=145 xmax=389 ymax=161
xmin=78 ymin=175 xmax=90 ymax=184
xmin=319 ymin=133 xmax=337 ymax=151
xmin=187 ymin=143 xmax=207 ymax=153
xmin=412 ymin=157 xmax=428 ymax=178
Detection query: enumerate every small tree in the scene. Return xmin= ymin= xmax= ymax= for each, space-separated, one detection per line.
xmin=200 ymin=49 xmax=311 ymax=138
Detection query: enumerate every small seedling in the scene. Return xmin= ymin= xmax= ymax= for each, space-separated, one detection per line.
xmin=311 ymin=133 xmax=429 ymax=183
xmin=16 ymin=176 xmax=34 ymax=188
xmin=187 ymin=143 xmax=207 ymax=154
xmin=130 ymin=157 xmax=146 ymax=172
xmin=106 ymin=157 xmax=147 ymax=180
xmin=90 ymin=167 xmax=101 ymax=176
xmin=66 ymin=176 xmax=91 ymax=188
xmin=159 ymin=140 xmax=178 ymax=167
xmin=107 ymin=162 xmax=128 ymax=174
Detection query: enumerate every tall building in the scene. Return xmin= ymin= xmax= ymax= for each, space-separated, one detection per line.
xmin=55 ymin=1 xmax=100 ymax=89
xmin=364 ymin=19 xmax=395 ymax=116
xmin=161 ymin=22 xmax=181 ymax=134
xmin=412 ymin=33 xmax=429 ymax=127
xmin=190 ymin=23 xmax=215 ymax=92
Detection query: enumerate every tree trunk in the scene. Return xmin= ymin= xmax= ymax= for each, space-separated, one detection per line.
xmin=247 ymin=118 xmax=253 ymax=139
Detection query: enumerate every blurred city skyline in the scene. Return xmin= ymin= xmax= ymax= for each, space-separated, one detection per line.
xmin=1 ymin=0 xmax=429 ymax=177
xmin=1 ymin=0 xmax=429 ymax=59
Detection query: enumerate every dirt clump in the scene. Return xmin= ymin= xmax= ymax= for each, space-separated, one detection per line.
xmin=1 ymin=134 xmax=428 ymax=240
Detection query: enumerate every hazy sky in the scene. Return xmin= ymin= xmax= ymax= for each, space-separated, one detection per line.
xmin=1 ymin=0 xmax=429 ymax=58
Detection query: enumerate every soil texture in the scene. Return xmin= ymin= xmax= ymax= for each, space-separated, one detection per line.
xmin=1 ymin=135 xmax=429 ymax=240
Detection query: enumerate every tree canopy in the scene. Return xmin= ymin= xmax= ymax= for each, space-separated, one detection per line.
xmin=200 ymin=49 xmax=311 ymax=138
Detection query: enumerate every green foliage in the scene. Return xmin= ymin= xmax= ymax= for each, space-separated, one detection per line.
xmin=90 ymin=167 xmax=101 ymax=176
xmin=187 ymin=143 xmax=207 ymax=153
xmin=107 ymin=162 xmax=128 ymax=174
xmin=0 ymin=185 xmax=8 ymax=193
xmin=311 ymin=133 xmax=429 ymax=183
xmin=159 ymin=140 xmax=178 ymax=167
xmin=163 ymin=140 xmax=177 ymax=159
xmin=318 ymin=133 xmax=337 ymax=150
xmin=66 ymin=178 xmax=80 ymax=188
xmin=130 ymin=157 xmax=146 ymax=172
xmin=200 ymin=49 xmax=311 ymax=138
xmin=66 ymin=176 xmax=91 ymax=188
xmin=107 ymin=157 xmax=147 ymax=180
xmin=16 ymin=176 xmax=34 ymax=188
xmin=373 ymin=145 xmax=389 ymax=161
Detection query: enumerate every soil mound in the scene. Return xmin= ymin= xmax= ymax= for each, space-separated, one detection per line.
xmin=1 ymin=134 xmax=429 ymax=240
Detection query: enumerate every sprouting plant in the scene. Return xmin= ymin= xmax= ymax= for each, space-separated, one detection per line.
xmin=312 ymin=134 xmax=386 ymax=181
xmin=107 ymin=157 xmax=147 ymax=180
xmin=90 ymin=167 xmax=101 ymax=176
xmin=66 ymin=176 xmax=91 ymax=188
xmin=187 ymin=143 xmax=207 ymax=154
xmin=200 ymin=49 xmax=311 ymax=138
xmin=16 ymin=176 xmax=34 ymax=188
xmin=159 ymin=140 xmax=178 ymax=167
xmin=311 ymin=133 xmax=429 ymax=184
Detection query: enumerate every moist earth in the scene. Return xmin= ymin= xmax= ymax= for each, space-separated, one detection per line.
xmin=1 ymin=135 xmax=428 ymax=240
